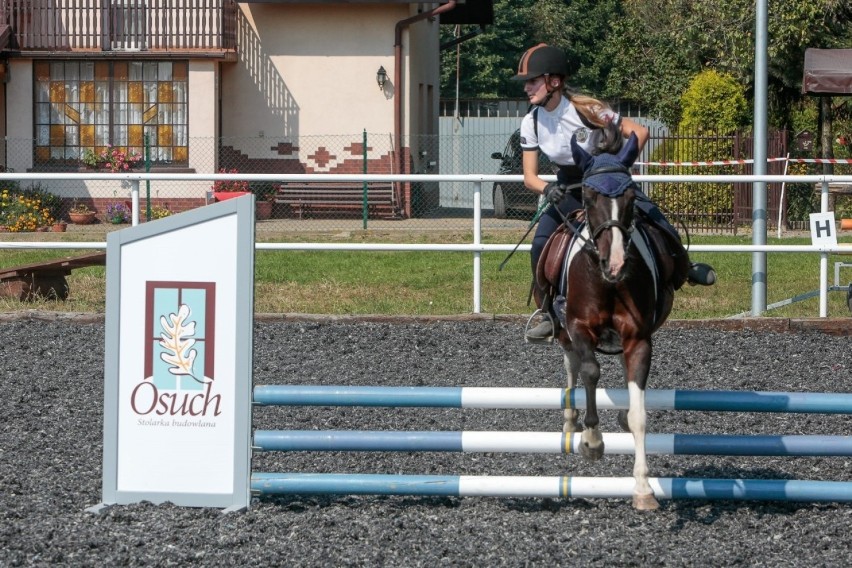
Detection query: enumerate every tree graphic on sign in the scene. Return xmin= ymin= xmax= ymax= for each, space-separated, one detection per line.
xmin=159 ymin=304 xmax=210 ymax=384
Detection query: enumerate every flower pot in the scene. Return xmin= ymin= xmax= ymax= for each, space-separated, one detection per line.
xmin=69 ymin=211 xmax=97 ymax=225
xmin=52 ymin=223 xmax=67 ymax=232
xmin=842 ymin=218 xmax=852 ymax=231
xmin=256 ymin=200 xmax=273 ymax=220
xmin=213 ymin=191 xmax=251 ymax=202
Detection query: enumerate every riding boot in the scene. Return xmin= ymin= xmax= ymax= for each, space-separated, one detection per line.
xmin=687 ymin=262 xmax=717 ymax=286
xmin=525 ymin=283 xmax=559 ymax=344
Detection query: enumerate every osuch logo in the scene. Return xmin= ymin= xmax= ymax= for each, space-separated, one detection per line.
xmin=131 ymin=282 xmax=222 ymax=418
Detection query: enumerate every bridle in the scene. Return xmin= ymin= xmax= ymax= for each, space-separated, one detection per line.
xmin=581 ymin=164 xmax=637 ymax=259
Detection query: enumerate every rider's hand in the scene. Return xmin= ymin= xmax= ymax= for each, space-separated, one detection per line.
xmin=543 ymin=182 xmax=566 ymax=206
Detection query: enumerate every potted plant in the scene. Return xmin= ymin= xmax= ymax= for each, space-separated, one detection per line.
xmin=81 ymin=146 xmax=142 ymax=172
xmin=212 ymin=168 xmax=250 ymax=201
xmin=51 ymin=220 xmax=68 ymax=232
xmin=105 ymin=202 xmax=131 ymax=224
xmin=68 ymin=201 xmax=97 ymax=224
xmin=251 ymin=181 xmax=276 ymax=220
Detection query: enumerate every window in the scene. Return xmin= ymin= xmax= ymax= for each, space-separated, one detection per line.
xmin=34 ymin=60 xmax=188 ymax=168
xmin=109 ymin=0 xmax=148 ymax=51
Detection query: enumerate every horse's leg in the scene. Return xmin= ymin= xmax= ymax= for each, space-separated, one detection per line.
xmin=572 ymin=337 xmax=604 ymax=461
xmin=561 ymin=346 xmax=582 ymax=433
xmin=616 ymin=352 xmax=631 ymax=432
xmin=623 ymin=338 xmax=658 ymax=510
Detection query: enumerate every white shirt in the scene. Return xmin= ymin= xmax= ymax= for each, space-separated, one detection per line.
xmin=519 ymin=97 xmax=619 ymax=167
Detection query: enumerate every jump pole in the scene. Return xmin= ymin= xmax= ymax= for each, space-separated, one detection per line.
xmin=253 ymin=430 xmax=852 ymax=457
xmin=253 ymin=385 xmax=852 ymax=414
xmin=251 ymin=473 xmax=852 ymax=503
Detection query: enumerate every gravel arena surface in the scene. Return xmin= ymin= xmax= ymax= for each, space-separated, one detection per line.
xmin=2 ymin=316 xmax=852 ymax=567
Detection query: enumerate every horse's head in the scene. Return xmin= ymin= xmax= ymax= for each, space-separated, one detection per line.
xmin=571 ymin=126 xmax=639 ymax=283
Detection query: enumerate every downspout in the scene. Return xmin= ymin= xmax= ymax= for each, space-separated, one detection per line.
xmin=394 ymin=1 xmax=456 ymax=177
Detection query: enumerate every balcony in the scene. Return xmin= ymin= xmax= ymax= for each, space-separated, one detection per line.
xmin=0 ymin=0 xmax=237 ymax=56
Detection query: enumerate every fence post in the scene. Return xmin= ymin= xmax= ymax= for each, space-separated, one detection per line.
xmin=362 ymin=129 xmax=368 ymax=230
xmin=473 ymin=180 xmax=482 ymax=313
xmin=130 ymin=180 xmax=140 ymax=226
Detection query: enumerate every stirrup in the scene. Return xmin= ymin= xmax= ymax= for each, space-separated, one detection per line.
xmin=524 ymin=309 xmax=556 ymax=344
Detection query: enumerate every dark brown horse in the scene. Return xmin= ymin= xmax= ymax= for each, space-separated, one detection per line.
xmin=538 ymin=130 xmax=684 ymax=510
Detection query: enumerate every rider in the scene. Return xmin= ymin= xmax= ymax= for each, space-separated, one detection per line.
xmin=513 ymin=43 xmax=716 ymax=343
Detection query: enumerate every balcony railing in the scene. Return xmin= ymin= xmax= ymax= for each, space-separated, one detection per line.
xmin=2 ymin=0 xmax=237 ymax=52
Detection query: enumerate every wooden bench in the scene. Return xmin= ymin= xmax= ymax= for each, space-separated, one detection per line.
xmin=275 ymin=182 xmax=398 ymax=219
xmin=813 ymin=183 xmax=852 ymax=215
xmin=813 ymin=182 xmax=852 ymax=194
xmin=0 ymin=252 xmax=106 ymax=301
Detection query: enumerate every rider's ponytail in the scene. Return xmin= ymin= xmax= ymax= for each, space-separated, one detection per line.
xmin=567 ymin=92 xmax=611 ymax=128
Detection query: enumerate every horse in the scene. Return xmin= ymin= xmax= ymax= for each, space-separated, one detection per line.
xmin=537 ymin=128 xmax=685 ymax=510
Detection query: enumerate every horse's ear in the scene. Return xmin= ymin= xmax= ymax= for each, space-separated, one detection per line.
xmin=616 ymin=133 xmax=640 ymax=167
xmin=571 ymin=134 xmax=592 ymax=171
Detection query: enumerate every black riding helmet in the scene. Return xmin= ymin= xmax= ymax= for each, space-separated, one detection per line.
xmin=512 ymin=43 xmax=569 ymax=80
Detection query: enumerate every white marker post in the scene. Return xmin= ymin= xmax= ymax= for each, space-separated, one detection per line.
xmin=809 ymin=211 xmax=837 ymax=317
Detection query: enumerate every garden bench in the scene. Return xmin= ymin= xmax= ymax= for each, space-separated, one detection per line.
xmin=274 ymin=182 xmax=398 ymax=219
xmin=0 ymin=252 xmax=106 ymax=301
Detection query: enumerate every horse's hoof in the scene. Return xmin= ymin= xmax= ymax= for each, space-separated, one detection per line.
xmin=580 ymin=442 xmax=604 ymax=461
xmin=617 ymin=410 xmax=631 ymax=432
xmin=632 ymin=494 xmax=659 ymax=511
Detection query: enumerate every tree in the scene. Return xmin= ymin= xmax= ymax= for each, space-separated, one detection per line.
xmin=440 ymin=0 xmax=622 ymax=100
xmin=602 ymin=0 xmax=852 ymax=127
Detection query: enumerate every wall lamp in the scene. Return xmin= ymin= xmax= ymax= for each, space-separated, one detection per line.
xmin=376 ymin=66 xmax=388 ymax=90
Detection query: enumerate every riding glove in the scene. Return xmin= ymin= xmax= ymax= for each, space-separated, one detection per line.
xmin=543 ymin=182 xmax=566 ymax=206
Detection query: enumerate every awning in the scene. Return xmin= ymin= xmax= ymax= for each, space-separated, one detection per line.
xmin=802 ymin=48 xmax=852 ymax=95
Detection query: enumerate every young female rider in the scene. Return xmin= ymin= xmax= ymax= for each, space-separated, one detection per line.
xmin=514 ymin=43 xmax=716 ymax=343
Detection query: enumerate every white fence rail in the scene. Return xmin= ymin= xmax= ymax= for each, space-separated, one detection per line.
xmin=1 ymin=172 xmax=851 ymax=317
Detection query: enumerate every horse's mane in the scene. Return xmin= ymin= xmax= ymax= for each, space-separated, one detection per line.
xmin=592 ymin=121 xmax=623 ymax=156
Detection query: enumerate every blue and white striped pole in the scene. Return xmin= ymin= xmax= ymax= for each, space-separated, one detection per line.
xmin=251 ymin=473 xmax=852 ymax=502
xmin=253 ymin=385 xmax=852 ymax=414
xmin=253 ymin=430 xmax=852 ymax=456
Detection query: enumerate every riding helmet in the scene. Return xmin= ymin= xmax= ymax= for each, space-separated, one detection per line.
xmin=512 ymin=43 xmax=569 ymax=81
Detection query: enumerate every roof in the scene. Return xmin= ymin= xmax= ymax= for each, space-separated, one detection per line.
xmin=802 ymin=48 xmax=852 ymax=95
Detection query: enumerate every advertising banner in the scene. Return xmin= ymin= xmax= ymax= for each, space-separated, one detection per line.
xmin=90 ymin=196 xmax=254 ymax=512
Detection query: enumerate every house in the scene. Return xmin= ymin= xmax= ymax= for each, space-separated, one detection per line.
xmin=0 ymin=1 xmax=492 ymax=218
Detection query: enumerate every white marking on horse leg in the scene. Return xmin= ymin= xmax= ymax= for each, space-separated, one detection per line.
xmin=628 ymin=382 xmax=658 ymax=509
xmin=562 ymin=348 xmax=581 ymax=433
xmin=609 ymin=200 xmax=625 ymax=276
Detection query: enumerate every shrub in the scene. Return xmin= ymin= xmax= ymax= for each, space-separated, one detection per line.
xmin=0 ymin=187 xmax=55 ymax=231
xmin=212 ymin=169 xmax=249 ymax=193
xmin=648 ymin=71 xmax=751 ymax=225
xmin=150 ymin=205 xmax=172 ymax=219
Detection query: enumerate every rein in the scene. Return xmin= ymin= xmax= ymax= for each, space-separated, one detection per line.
xmin=579 ymin=164 xmax=637 ymax=258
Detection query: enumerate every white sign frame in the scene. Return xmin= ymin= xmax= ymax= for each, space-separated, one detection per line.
xmin=810 ymin=211 xmax=838 ymax=248
xmin=89 ymin=196 xmax=254 ymax=512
